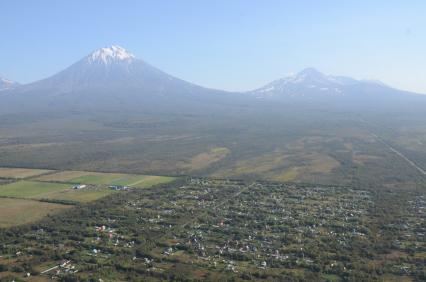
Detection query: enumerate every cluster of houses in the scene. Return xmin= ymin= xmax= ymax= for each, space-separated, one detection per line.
xmin=52 ymin=178 xmax=426 ymax=278
xmin=94 ymin=225 xmax=119 ymax=239
xmin=89 ymin=224 xmax=138 ymax=255
xmin=398 ymin=195 xmax=425 ymax=248
xmin=72 ymin=184 xmax=130 ymax=191
xmin=125 ymin=179 xmax=376 ymax=272
xmin=54 ymin=178 xmax=381 ymax=277
xmin=40 ymin=260 xmax=78 ymax=277
xmin=3 ymin=177 xmax=423 ymax=280
xmin=109 ymin=185 xmax=129 ymax=191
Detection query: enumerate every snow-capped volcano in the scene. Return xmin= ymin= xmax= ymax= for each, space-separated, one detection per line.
xmin=1 ymin=45 xmax=236 ymax=113
xmin=17 ymin=45 xmax=216 ymax=97
xmin=283 ymin=68 xmax=358 ymax=86
xmin=250 ymin=68 xmax=406 ymax=100
xmin=4 ymin=47 xmax=421 ymax=112
xmin=0 ymin=77 xmax=19 ymax=91
xmin=87 ymin=45 xmax=135 ymax=64
xmin=253 ymin=68 xmax=357 ymax=96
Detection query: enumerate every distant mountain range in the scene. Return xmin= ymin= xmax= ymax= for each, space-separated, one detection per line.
xmin=0 ymin=45 xmax=423 ymax=110
xmin=250 ymin=68 xmax=417 ymax=100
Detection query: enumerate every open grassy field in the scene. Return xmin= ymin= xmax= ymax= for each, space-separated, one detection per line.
xmin=36 ymin=170 xmax=176 ymax=187
xmin=0 ymin=167 xmax=54 ymax=179
xmin=213 ymin=148 xmax=341 ymax=183
xmin=0 ymin=181 xmax=71 ymax=199
xmin=63 ymin=173 xmax=125 ymax=185
xmin=0 ymin=171 xmax=176 ymax=205
xmin=0 ymin=198 xmax=70 ymax=228
xmin=0 ymin=168 xmax=177 ymax=229
xmin=35 ymin=171 xmax=127 ymax=184
xmin=276 ymin=167 xmax=299 ymax=181
xmin=43 ymin=188 xmax=117 ymax=203
xmin=109 ymin=175 xmax=176 ymax=187
xmin=0 ymin=180 xmax=119 ymax=203
xmin=183 ymin=147 xmax=230 ymax=171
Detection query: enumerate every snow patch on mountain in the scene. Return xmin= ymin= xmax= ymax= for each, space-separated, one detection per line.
xmin=250 ymin=68 xmax=391 ymax=99
xmin=87 ymin=45 xmax=135 ymax=64
xmin=12 ymin=45 xmax=221 ymax=98
xmin=0 ymin=77 xmax=19 ymax=91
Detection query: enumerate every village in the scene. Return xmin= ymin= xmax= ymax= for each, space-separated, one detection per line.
xmin=127 ymin=179 xmax=377 ymax=275
xmin=0 ymin=178 xmax=424 ymax=281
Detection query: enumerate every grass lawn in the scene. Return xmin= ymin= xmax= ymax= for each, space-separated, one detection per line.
xmin=0 ymin=181 xmax=71 ymax=199
xmin=0 ymin=167 xmax=54 ymax=179
xmin=0 ymin=198 xmax=69 ymax=228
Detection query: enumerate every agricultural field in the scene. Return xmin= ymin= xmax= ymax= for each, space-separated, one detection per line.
xmin=0 ymin=168 xmax=177 ymax=228
xmin=0 ymin=198 xmax=70 ymax=228
xmin=0 ymin=167 xmax=54 ymax=179
xmin=35 ymin=170 xmax=175 ymax=187
xmin=35 ymin=171 xmax=128 ymax=185
xmin=0 ymin=178 xmax=423 ymax=281
xmin=0 ymin=181 xmax=71 ymax=199
xmin=42 ymin=188 xmax=117 ymax=203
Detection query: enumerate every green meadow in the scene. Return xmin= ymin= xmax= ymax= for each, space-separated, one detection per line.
xmin=0 ymin=181 xmax=70 ymax=199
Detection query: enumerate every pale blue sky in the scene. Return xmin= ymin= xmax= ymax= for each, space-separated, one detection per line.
xmin=1 ymin=0 xmax=425 ymax=93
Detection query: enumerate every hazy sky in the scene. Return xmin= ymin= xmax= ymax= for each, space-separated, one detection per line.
xmin=1 ymin=0 xmax=425 ymax=93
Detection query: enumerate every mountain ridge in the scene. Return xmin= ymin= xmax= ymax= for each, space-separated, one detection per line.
xmin=0 ymin=77 xmax=19 ymax=91
xmin=1 ymin=47 xmax=423 ymax=106
xmin=248 ymin=67 xmax=415 ymax=100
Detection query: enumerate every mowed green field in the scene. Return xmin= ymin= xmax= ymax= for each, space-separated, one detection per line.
xmin=0 ymin=168 xmax=177 ymax=228
xmin=44 ymin=188 xmax=116 ymax=203
xmin=0 ymin=181 xmax=70 ymax=199
xmin=0 ymin=180 xmax=117 ymax=203
xmin=0 ymin=181 xmax=117 ymax=227
xmin=36 ymin=170 xmax=176 ymax=187
xmin=36 ymin=171 xmax=126 ymax=184
xmin=0 ymin=198 xmax=70 ymax=228
xmin=64 ymin=173 xmax=128 ymax=185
